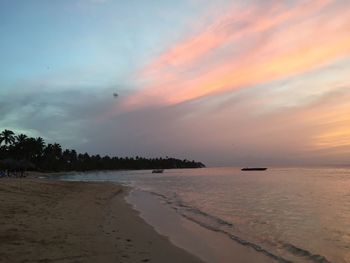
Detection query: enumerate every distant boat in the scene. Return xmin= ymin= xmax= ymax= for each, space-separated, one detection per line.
xmin=152 ymin=169 xmax=164 ymax=173
xmin=241 ymin=167 xmax=267 ymax=171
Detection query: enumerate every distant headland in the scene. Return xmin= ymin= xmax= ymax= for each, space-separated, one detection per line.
xmin=0 ymin=129 xmax=205 ymax=173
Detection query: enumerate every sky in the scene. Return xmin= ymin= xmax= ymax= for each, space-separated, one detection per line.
xmin=0 ymin=0 xmax=350 ymax=166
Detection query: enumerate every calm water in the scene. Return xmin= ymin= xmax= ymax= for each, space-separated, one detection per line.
xmin=60 ymin=167 xmax=350 ymax=263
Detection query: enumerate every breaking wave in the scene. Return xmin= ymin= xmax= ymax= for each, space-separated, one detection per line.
xmin=149 ymin=191 xmax=331 ymax=263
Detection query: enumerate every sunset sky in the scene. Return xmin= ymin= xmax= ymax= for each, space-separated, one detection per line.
xmin=1 ymin=0 xmax=350 ymax=166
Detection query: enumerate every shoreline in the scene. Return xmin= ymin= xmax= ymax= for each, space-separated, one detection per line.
xmin=0 ymin=178 xmax=203 ymax=263
xmin=127 ymin=189 xmax=274 ymax=263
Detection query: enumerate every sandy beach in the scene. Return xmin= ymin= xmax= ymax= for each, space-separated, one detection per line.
xmin=0 ymin=178 xmax=203 ymax=263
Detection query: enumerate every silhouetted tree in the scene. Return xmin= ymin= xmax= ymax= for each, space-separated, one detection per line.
xmin=0 ymin=129 xmax=15 ymax=147
xmin=0 ymin=129 xmax=205 ymax=172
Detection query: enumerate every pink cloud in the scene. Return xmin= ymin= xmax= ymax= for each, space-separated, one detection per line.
xmin=118 ymin=0 xmax=350 ymax=113
xmin=143 ymin=0 xmax=332 ymax=76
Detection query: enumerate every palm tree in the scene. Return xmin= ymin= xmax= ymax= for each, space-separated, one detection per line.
xmin=52 ymin=143 xmax=62 ymax=160
xmin=0 ymin=129 xmax=15 ymax=146
xmin=0 ymin=145 xmax=7 ymax=159
xmin=35 ymin=137 xmax=45 ymax=150
xmin=28 ymin=137 xmax=45 ymax=167
xmin=42 ymin=143 xmax=63 ymax=170
xmin=13 ymin=134 xmax=28 ymax=156
xmin=15 ymin=134 xmax=28 ymax=145
xmin=8 ymin=133 xmax=28 ymax=159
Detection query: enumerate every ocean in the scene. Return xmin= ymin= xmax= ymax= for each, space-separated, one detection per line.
xmin=59 ymin=167 xmax=350 ymax=263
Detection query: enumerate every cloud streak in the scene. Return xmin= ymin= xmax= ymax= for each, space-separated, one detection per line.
xmin=2 ymin=0 xmax=350 ymax=166
xmin=123 ymin=0 xmax=350 ymax=109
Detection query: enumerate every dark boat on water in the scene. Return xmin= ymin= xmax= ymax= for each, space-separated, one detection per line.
xmin=241 ymin=167 xmax=267 ymax=171
xmin=152 ymin=169 xmax=164 ymax=173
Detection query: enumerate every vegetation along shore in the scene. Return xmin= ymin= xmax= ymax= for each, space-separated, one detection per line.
xmin=0 ymin=129 xmax=205 ymax=173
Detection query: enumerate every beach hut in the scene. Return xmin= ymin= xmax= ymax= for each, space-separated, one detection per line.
xmin=0 ymin=159 xmax=34 ymax=177
xmin=0 ymin=158 xmax=17 ymax=176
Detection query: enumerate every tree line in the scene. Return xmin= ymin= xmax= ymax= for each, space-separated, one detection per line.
xmin=0 ymin=129 xmax=205 ymax=172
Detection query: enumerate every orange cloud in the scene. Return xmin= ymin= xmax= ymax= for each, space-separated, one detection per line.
xmin=121 ymin=0 xmax=350 ymax=111
xmin=312 ymin=108 xmax=350 ymax=150
xmin=180 ymin=34 xmax=350 ymax=103
xmin=143 ymin=0 xmax=332 ymax=76
xmin=278 ymin=88 xmax=350 ymax=153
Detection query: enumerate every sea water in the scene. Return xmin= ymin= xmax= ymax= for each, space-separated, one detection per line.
xmin=60 ymin=167 xmax=350 ymax=263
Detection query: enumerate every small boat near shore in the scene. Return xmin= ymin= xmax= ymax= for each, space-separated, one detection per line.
xmin=152 ymin=169 xmax=164 ymax=173
xmin=241 ymin=167 xmax=267 ymax=171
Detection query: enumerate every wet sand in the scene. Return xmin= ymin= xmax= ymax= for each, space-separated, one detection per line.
xmin=128 ymin=190 xmax=274 ymax=263
xmin=0 ymin=179 xmax=203 ymax=263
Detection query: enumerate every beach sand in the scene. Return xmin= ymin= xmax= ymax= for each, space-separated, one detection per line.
xmin=0 ymin=178 xmax=203 ymax=263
